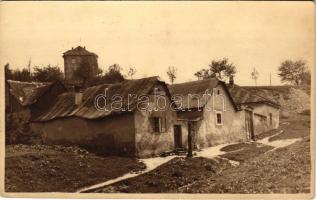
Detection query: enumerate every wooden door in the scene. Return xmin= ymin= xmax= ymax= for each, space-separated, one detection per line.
xmin=245 ymin=110 xmax=255 ymax=140
xmin=173 ymin=125 xmax=183 ymax=149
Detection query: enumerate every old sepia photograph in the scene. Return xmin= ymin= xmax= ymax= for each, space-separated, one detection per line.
xmin=0 ymin=1 xmax=314 ymax=198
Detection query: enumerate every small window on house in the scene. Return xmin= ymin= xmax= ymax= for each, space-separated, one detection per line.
xmin=217 ymin=89 xmax=220 ymax=95
xmin=71 ymin=59 xmax=76 ymax=64
xmin=269 ymin=113 xmax=273 ymax=126
xmin=216 ymin=112 xmax=223 ymax=125
xmin=152 ymin=117 xmax=166 ymax=133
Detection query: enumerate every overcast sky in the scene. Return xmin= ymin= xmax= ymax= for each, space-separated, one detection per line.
xmin=0 ymin=1 xmax=314 ymax=86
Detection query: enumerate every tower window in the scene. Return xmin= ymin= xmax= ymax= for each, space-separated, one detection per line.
xmin=71 ymin=59 xmax=76 ymax=64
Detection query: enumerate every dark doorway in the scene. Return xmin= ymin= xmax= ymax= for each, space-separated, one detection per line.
xmin=245 ymin=110 xmax=255 ymax=140
xmin=173 ymin=125 xmax=183 ymax=149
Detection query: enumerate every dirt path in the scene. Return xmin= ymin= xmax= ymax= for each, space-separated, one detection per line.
xmin=196 ymin=143 xmax=241 ymax=166
xmin=257 ymin=130 xmax=302 ymax=152
xmin=77 ymin=155 xmax=178 ymax=193
xmin=196 ymin=143 xmax=230 ymax=158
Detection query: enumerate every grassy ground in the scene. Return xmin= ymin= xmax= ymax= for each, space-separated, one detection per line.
xmin=93 ymin=157 xmax=233 ymax=193
xmin=186 ymin=137 xmax=310 ymax=193
xmin=269 ymin=114 xmax=310 ymax=141
xmin=219 ymin=143 xmax=273 ymax=162
xmin=93 ymin=113 xmax=311 ymax=193
xmin=5 ymin=145 xmax=145 ymax=192
xmin=92 ymin=142 xmax=274 ymax=193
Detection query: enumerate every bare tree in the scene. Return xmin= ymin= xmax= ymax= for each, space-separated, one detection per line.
xmin=250 ymin=67 xmax=259 ymax=86
xmin=127 ymin=67 xmax=137 ymax=79
xmin=166 ymin=66 xmax=177 ymax=84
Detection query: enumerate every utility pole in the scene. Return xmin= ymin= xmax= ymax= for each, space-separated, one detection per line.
xmin=269 ymin=72 xmax=272 ymax=86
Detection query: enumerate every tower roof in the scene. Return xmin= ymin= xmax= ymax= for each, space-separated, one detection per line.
xmin=63 ymin=46 xmax=98 ymax=57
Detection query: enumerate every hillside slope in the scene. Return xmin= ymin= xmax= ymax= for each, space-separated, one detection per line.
xmin=243 ymin=85 xmax=310 ymax=114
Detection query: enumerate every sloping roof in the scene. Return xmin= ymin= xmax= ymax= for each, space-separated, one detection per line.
xmin=6 ymin=80 xmax=49 ymax=106
xmin=7 ymin=80 xmax=68 ymax=106
xmin=169 ymin=78 xmax=218 ymax=96
xmin=63 ymin=46 xmax=98 ymax=57
xmin=226 ymin=84 xmax=280 ymax=108
xmin=168 ymin=78 xmax=238 ymax=110
xmin=32 ymin=76 xmax=172 ymax=122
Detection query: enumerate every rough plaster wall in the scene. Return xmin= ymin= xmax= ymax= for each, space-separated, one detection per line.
xmin=64 ymin=56 xmax=81 ymax=81
xmin=195 ymin=85 xmax=247 ymax=148
xmin=252 ymin=104 xmax=280 ymax=134
xmin=64 ymin=55 xmax=98 ymax=81
xmin=134 ymin=85 xmax=178 ymax=158
xmin=31 ymin=114 xmax=136 ymax=155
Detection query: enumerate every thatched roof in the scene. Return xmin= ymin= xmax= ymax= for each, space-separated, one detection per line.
xmin=32 ymin=76 xmax=172 ymax=122
xmin=6 ymin=80 xmax=49 ymax=106
xmin=7 ymin=80 xmax=68 ymax=107
xmin=63 ymin=46 xmax=98 ymax=57
xmin=227 ymin=84 xmax=280 ymax=108
xmin=168 ymin=78 xmax=238 ymax=110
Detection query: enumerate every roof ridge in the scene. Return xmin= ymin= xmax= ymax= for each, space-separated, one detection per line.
xmin=227 ymin=84 xmax=279 ymax=106
xmin=170 ymin=78 xmax=218 ymax=87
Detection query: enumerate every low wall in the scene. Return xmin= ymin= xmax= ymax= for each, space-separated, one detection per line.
xmin=31 ymin=113 xmax=136 ymax=156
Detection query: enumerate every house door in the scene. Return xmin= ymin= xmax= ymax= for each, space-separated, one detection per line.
xmin=245 ymin=110 xmax=255 ymax=140
xmin=173 ymin=125 xmax=183 ymax=149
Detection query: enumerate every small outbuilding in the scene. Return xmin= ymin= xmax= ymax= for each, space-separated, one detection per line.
xmin=227 ymin=82 xmax=280 ymax=139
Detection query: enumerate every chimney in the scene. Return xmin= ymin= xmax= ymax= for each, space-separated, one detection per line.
xmin=75 ymin=91 xmax=83 ymax=105
xmin=83 ymin=46 xmax=86 ymax=49
xmin=72 ymin=47 xmax=74 ymax=50
xmin=229 ymin=76 xmax=234 ymax=85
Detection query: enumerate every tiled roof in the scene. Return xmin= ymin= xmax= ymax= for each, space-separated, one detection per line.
xmin=63 ymin=46 xmax=97 ymax=57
